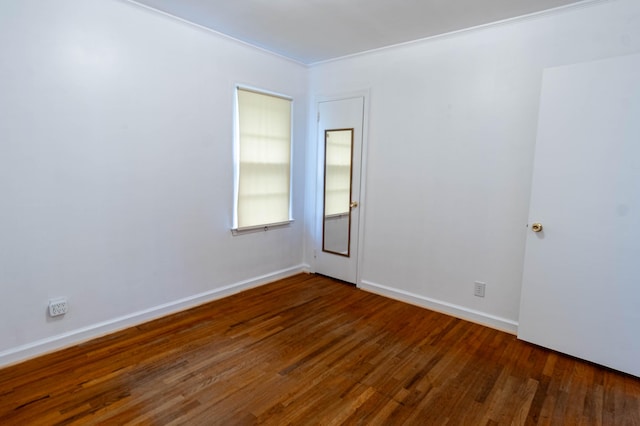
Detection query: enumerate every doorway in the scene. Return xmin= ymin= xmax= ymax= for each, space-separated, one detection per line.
xmin=314 ymin=96 xmax=365 ymax=284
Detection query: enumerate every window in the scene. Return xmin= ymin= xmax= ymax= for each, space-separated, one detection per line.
xmin=233 ymin=87 xmax=292 ymax=231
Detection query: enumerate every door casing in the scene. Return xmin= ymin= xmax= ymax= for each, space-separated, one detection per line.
xmin=313 ymin=91 xmax=369 ymax=285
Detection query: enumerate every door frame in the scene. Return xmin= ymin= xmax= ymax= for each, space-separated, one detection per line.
xmin=312 ymin=90 xmax=370 ymax=287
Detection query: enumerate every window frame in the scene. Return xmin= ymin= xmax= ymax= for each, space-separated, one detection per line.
xmin=232 ymin=85 xmax=294 ymax=234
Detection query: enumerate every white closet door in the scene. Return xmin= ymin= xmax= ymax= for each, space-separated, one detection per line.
xmin=518 ymin=53 xmax=640 ymax=377
xmin=315 ymin=97 xmax=364 ymax=284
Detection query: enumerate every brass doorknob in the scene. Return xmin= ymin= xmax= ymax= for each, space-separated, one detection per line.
xmin=350 ymin=201 xmax=359 ymax=208
xmin=531 ymin=223 xmax=543 ymax=233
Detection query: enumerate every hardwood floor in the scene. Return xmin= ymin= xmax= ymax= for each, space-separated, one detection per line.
xmin=1 ymin=273 xmax=639 ymax=425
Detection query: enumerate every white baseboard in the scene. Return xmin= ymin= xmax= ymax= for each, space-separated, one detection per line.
xmin=359 ymin=279 xmax=518 ymax=334
xmin=0 ymin=264 xmax=308 ymax=368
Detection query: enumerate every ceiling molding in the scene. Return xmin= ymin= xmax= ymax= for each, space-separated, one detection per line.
xmin=123 ymin=0 xmax=607 ymax=66
xmin=123 ymin=0 xmax=309 ymax=67
xmin=308 ymin=0 xmax=606 ymax=66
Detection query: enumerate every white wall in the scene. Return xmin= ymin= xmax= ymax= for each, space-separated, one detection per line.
xmin=2 ymin=0 xmax=639 ymax=367
xmin=0 ymin=0 xmax=308 ymax=365
xmin=308 ymin=0 xmax=640 ymax=331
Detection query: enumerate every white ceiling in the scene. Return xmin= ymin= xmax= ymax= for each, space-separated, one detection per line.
xmin=131 ymin=0 xmax=589 ymax=64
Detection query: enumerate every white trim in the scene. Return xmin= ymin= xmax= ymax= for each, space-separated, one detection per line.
xmin=232 ymin=86 xmax=241 ymax=229
xmin=313 ymin=90 xmax=370 ymax=285
xmin=355 ymin=90 xmax=371 ymax=289
xmin=231 ymin=219 xmax=295 ymax=235
xmin=125 ymin=0 xmax=604 ymax=67
xmin=236 ymin=85 xmax=293 ymax=101
xmin=0 ymin=265 xmax=308 ymax=368
xmin=359 ymin=279 xmax=518 ymax=334
xmin=315 ymin=90 xmax=372 ymax=105
xmin=309 ymin=0 xmax=606 ymax=66
xmin=299 ymin=263 xmax=312 ymax=273
xmin=122 ymin=0 xmax=308 ymax=67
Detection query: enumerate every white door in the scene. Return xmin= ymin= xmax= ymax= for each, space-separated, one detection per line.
xmin=315 ymin=97 xmax=364 ymax=284
xmin=518 ymin=53 xmax=640 ymax=377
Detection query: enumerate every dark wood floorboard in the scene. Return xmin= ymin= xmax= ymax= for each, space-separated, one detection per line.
xmin=0 ymin=273 xmax=639 ymax=425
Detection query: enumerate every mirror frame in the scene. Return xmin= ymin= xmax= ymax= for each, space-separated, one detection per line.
xmin=322 ymin=128 xmax=355 ymax=257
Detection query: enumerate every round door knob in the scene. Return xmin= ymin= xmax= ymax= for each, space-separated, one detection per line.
xmin=531 ymin=223 xmax=543 ymax=232
xmin=350 ymin=201 xmax=359 ymax=208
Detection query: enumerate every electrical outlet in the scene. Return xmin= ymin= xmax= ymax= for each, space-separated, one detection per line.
xmin=49 ymin=298 xmax=68 ymax=317
xmin=474 ymin=281 xmax=486 ymax=298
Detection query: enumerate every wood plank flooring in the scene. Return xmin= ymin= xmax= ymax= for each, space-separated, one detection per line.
xmin=1 ymin=273 xmax=639 ymax=425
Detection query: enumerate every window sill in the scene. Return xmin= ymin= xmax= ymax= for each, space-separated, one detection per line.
xmin=231 ymin=219 xmax=294 ymax=235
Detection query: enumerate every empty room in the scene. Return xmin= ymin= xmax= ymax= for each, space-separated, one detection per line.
xmin=1 ymin=0 xmax=639 ymax=423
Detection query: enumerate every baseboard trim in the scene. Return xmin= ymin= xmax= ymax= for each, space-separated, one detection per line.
xmin=0 ymin=264 xmax=308 ymax=368
xmin=359 ymin=279 xmax=518 ymax=334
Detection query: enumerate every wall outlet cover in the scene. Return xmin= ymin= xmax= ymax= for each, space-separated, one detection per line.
xmin=49 ymin=298 xmax=68 ymax=317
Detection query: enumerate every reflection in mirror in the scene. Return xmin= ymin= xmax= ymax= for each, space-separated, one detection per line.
xmin=323 ymin=129 xmax=354 ymax=256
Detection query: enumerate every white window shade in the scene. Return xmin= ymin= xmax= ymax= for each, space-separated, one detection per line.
xmin=235 ymin=88 xmax=292 ymax=230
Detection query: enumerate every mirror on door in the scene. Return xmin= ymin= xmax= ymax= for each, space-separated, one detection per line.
xmin=322 ymin=129 xmax=354 ymax=256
